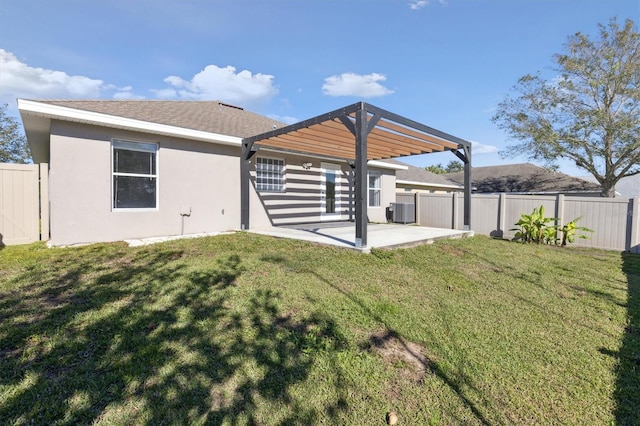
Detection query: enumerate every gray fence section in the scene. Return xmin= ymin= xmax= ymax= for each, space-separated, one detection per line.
xmin=399 ymin=192 xmax=640 ymax=253
xmin=0 ymin=163 xmax=49 ymax=246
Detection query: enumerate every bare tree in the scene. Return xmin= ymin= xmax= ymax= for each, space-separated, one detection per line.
xmin=493 ymin=18 xmax=639 ymax=197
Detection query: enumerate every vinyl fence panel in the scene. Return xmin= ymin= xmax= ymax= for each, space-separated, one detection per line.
xmin=563 ymin=197 xmax=632 ymax=250
xmin=412 ymin=192 xmax=640 ymax=252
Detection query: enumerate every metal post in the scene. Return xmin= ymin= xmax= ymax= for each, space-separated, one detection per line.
xmin=463 ymin=144 xmax=472 ymax=231
xmin=240 ymin=143 xmax=252 ymax=230
xmin=630 ymin=196 xmax=640 ymax=254
xmin=354 ymin=107 xmax=368 ymax=248
xmin=348 ymin=163 xmax=355 ymax=222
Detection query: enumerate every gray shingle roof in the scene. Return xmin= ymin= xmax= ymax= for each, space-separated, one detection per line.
xmin=35 ymin=99 xmax=284 ymax=138
xmin=445 ymin=163 xmax=601 ymax=193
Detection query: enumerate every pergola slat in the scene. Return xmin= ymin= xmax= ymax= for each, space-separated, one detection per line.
xmin=319 ymin=119 xmax=432 ymax=159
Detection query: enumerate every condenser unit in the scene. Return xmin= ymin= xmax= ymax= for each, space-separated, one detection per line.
xmin=391 ymin=202 xmax=415 ymax=224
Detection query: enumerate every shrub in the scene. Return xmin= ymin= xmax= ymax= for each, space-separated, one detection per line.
xmin=512 ymin=206 xmax=593 ymax=246
xmin=512 ymin=205 xmax=557 ymax=244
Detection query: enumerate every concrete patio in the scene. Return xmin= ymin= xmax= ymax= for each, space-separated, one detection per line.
xmin=248 ymin=222 xmax=474 ymax=253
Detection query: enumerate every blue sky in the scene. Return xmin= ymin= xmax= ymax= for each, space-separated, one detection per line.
xmin=1 ymin=0 xmax=637 ymax=176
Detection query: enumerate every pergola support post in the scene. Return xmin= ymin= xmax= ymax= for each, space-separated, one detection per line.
xmin=354 ymin=108 xmax=368 ymax=248
xmin=453 ymin=145 xmax=472 ymax=231
xmin=240 ymin=142 xmax=257 ymax=230
xmin=463 ymin=145 xmax=471 ymax=230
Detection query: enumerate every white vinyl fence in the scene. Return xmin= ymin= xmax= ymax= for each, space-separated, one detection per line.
xmin=398 ymin=192 xmax=640 ymax=253
xmin=0 ymin=163 xmax=49 ymax=246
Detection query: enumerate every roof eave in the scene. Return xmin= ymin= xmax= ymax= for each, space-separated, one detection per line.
xmin=396 ymin=179 xmax=463 ymax=189
xmin=368 ymin=160 xmax=408 ymax=171
xmin=18 ymin=99 xmax=243 ymax=163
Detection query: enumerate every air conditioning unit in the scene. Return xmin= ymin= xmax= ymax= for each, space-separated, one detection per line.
xmin=391 ymin=203 xmax=415 ymax=224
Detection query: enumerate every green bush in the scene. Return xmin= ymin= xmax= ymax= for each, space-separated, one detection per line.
xmin=512 ymin=205 xmax=593 ymax=246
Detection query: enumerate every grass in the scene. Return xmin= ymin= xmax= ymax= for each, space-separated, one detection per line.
xmin=0 ymin=233 xmax=638 ymax=425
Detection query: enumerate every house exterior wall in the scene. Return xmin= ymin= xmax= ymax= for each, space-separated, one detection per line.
xmin=46 ymin=121 xmax=400 ymax=245
xmin=248 ymin=152 xmax=395 ymax=226
xmin=49 ymin=121 xmax=242 ymax=245
xmin=376 ymin=170 xmax=396 ymax=223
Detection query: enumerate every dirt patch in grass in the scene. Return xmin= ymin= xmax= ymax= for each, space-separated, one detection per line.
xmin=368 ymin=330 xmax=429 ymax=382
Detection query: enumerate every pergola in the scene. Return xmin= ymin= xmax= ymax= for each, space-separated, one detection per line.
xmin=241 ymin=101 xmax=472 ymax=248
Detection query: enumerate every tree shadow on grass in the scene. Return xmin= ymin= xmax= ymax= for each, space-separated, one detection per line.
xmin=260 ymin=253 xmax=495 ymax=425
xmin=0 ymin=243 xmax=345 ymax=424
xmin=613 ymin=252 xmax=640 ymax=425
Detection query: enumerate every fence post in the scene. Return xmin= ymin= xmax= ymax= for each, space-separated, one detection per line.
xmin=414 ymin=192 xmax=420 ymax=226
xmin=452 ymin=192 xmax=459 ymax=230
xmin=556 ymin=194 xmax=565 ymax=227
xmin=631 ymin=196 xmax=640 ymax=254
xmin=498 ymin=193 xmax=506 ymax=238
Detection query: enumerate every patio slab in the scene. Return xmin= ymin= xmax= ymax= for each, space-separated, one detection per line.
xmin=248 ymin=223 xmax=474 ymax=253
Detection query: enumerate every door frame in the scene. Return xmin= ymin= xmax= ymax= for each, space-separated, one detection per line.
xmin=320 ymin=162 xmax=342 ymax=220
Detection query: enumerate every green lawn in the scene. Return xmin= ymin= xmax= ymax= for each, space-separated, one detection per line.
xmin=0 ymin=233 xmax=638 ymax=425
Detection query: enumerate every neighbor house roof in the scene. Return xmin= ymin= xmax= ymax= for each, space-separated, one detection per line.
xmin=18 ymin=99 xmax=285 ymax=163
xmin=445 ymin=163 xmax=601 ymax=194
xmin=387 ymin=159 xmax=463 ymax=190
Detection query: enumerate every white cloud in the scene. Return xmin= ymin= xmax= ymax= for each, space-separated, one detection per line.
xmin=471 ymin=140 xmax=499 ymax=154
xmin=409 ymin=1 xmax=429 ymax=10
xmin=322 ymin=73 xmax=394 ymax=98
xmin=0 ymin=49 xmax=106 ymax=100
xmin=0 ymin=49 xmax=143 ymax=103
xmin=409 ymin=0 xmax=446 ymax=9
xmin=152 ymin=65 xmax=278 ymax=106
xmin=266 ymin=114 xmax=299 ymax=125
xmin=113 ymin=90 xmax=146 ymax=100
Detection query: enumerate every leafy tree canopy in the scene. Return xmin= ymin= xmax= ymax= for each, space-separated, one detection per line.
xmin=425 ymin=160 xmax=464 ymax=174
xmin=493 ymin=18 xmax=640 ymax=197
xmin=0 ymin=104 xmax=31 ymax=163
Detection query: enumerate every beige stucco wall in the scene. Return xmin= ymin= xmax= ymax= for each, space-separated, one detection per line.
xmin=49 ymin=121 xmax=242 ymax=245
xmin=373 ymin=170 xmax=396 ymax=223
xmin=247 ymin=151 xmax=395 ymax=226
xmin=47 ymin=121 xmax=400 ymax=244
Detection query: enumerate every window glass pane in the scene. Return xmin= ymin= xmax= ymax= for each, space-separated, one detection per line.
xmin=114 ymin=149 xmax=156 ymax=175
xmin=325 ymin=171 xmax=336 ymax=213
xmin=368 ymin=172 xmax=381 ymax=207
xmin=114 ymin=176 xmax=157 ymax=208
xmin=256 ymin=158 xmax=284 ymax=192
xmin=369 ymin=189 xmax=381 ymax=207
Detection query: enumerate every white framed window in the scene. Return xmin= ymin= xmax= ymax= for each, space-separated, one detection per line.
xmin=256 ymin=157 xmax=285 ymax=192
xmin=368 ymin=171 xmax=381 ymax=207
xmin=112 ymin=139 xmax=158 ymax=209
